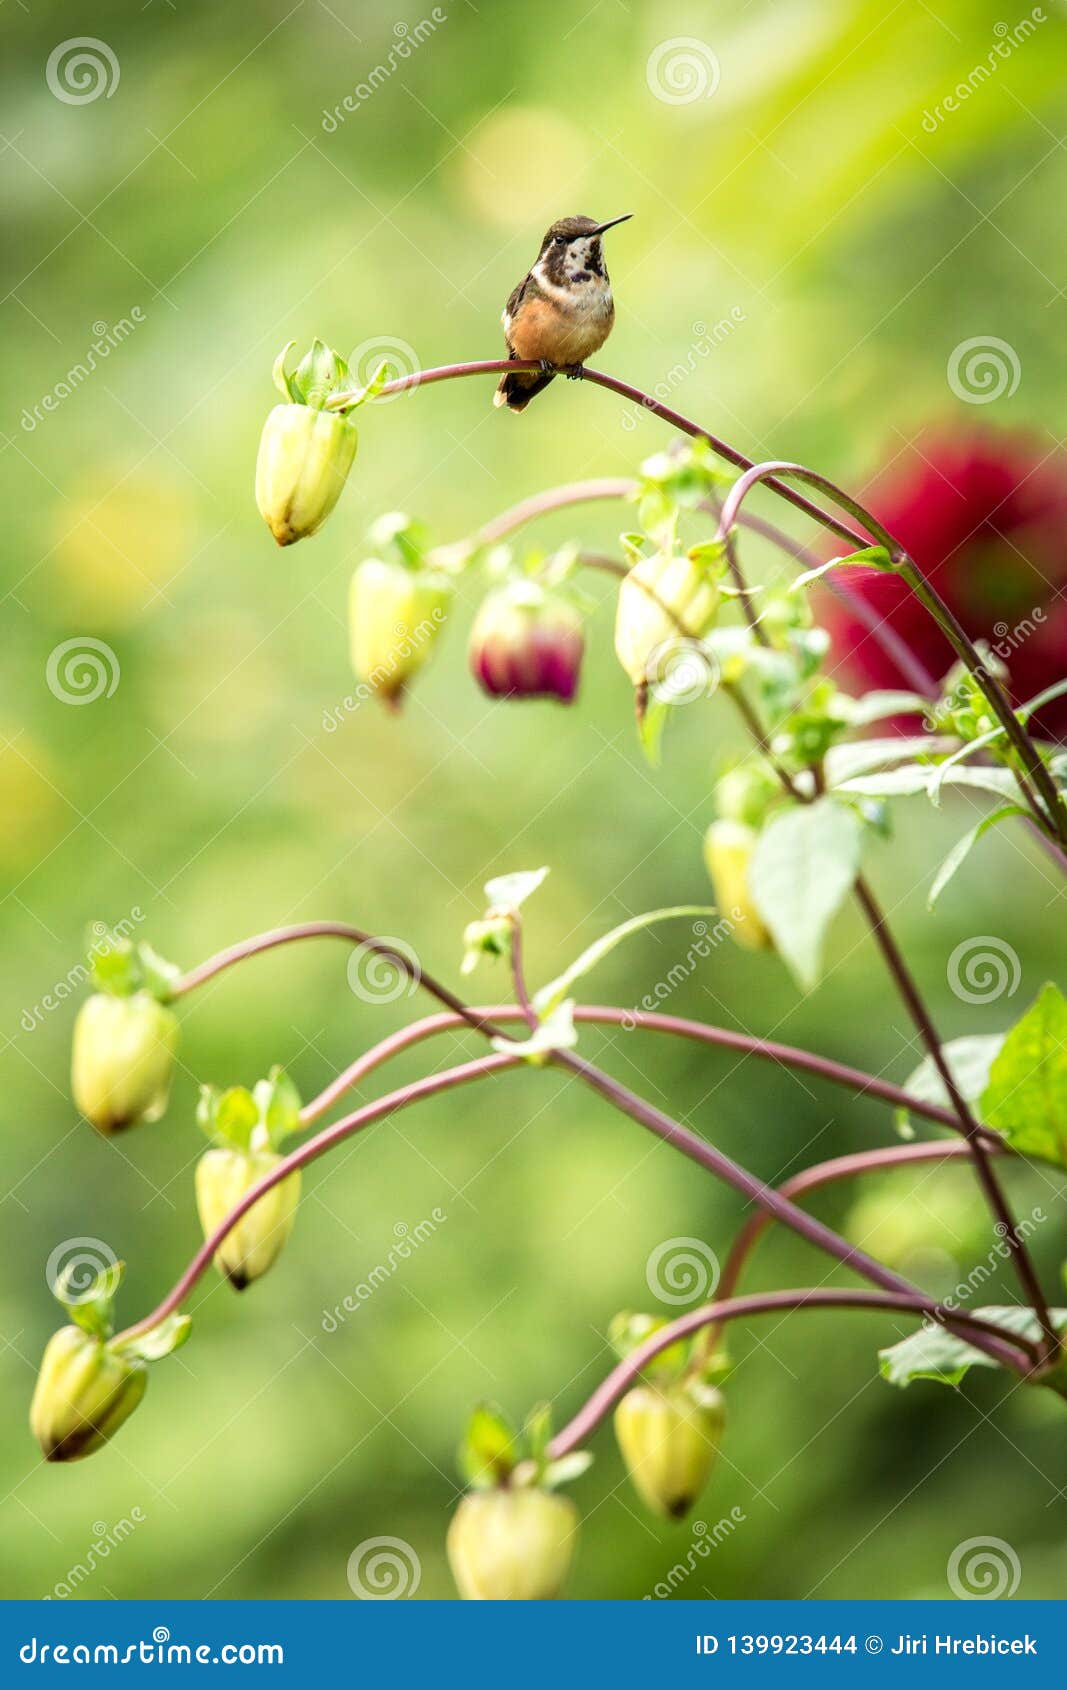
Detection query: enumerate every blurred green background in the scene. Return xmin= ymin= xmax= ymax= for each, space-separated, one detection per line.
xmin=2 ymin=0 xmax=1065 ymax=1602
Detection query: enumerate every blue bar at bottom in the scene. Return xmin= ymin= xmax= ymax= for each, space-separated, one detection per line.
xmin=1 ymin=1599 xmax=1062 ymax=1682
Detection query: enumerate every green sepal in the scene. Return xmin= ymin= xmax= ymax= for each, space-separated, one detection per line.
xmin=492 ymin=1000 xmax=577 ymax=1066
xmin=294 ymin=338 xmax=348 ymax=409
xmin=484 ymin=866 xmax=549 ymax=912
xmin=87 ymin=930 xmax=181 ymax=1003
xmin=458 ymin=1402 xmax=519 ymax=1488
xmin=367 ymin=510 xmax=429 ymax=568
xmin=272 ymin=340 xmax=299 ymax=401
xmin=252 ymin=1065 xmax=302 ymax=1147
xmin=608 ymin=1311 xmax=690 ymax=1382
xmin=460 ymin=916 xmax=512 ymax=976
xmin=542 ymin=1451 xmax=593 ymax=1488
xmin=197 ymin=1083 xmax=259 ymax=1151
xmin=114 ymin=1312 xmax=192 ymax=1363
xmin=55 ymin=1259 xmax=125 ymax=1341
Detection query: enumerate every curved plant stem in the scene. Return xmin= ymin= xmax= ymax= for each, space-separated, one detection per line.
xmin=328 ymin=359 xmax=869 ymax=547
xmin=297 ymin=1002 xmax=969 ymax=1134
xmin=721 ymin=636 xmax=1058 ymax=1358
xmin=476 ymin=478 xmax=636 ymax=546
xmin=115 ymin=1052 xmax=517 ymax=1346
xmin=852 ymin=877 xmax=1058 ymax=1358
xmin=547 ymin=1287 xmax=1040 ymax=1458
xmin=549 ymin=1049 xmax=1024 ymax=1372
xmin=170 ymin=921 xmax=507 ymax=1041
xmin=717 ymin=461 xmax=1066 ymax=846
xmin=707 ymin=1139 xmax=999 ymax=1351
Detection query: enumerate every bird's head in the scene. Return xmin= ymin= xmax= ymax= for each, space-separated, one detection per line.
xmin=535 ymin=214 xmax=632 ymax=284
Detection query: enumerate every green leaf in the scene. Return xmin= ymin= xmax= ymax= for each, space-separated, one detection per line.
xmin=750 ymin=798 xmax=863 ymax=990
xmin=981 ymin=984 xmax=1067 ymax=1169
xmin=484 ymin=866 xmax=549 ymax=911
xmin=840 ymin=690 xmax=930 ymax=727
xmin=880 ymin=1306 xmax=1067 ymax=1389
xmin=116 ymin=1313 xmax=192 ymax=1363
xmin=492 ymin=1000 xmax=577 ymax=1066
xmin=533 ymin=906 xmax=716 ymax=1017
xmin=837 ymin=765 xmax=1022 ymax=802
xmin=458 ymin=1403 xmax=518 ymax=1487
xmin=792 ymin=544 xmax=892 ymax=590
xmin=927 ymin=805 xmax=1028 ymax=909
xmin=824 ymin=736 xmax=952 ymax=787
xmin=896 ymin=1035 xmax=1004 ymax=1138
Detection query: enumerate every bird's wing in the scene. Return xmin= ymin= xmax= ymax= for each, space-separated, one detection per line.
xmin=502 ymin=272 xmax=533 ymax=335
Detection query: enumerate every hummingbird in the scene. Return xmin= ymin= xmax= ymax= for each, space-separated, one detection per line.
xmin=493 ymin=213 xmax=632 ymax=413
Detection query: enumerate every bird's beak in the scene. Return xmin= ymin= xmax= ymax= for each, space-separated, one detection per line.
xmin=594 ymin=214 xmax=633 ymax=235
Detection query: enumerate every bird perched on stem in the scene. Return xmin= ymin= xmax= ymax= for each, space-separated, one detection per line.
xmin=494 ymin=214 xmax=632 ymax=412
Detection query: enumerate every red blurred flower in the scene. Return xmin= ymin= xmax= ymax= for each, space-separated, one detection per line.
xmin=824 ymin=430 xmax=1067 ymax=736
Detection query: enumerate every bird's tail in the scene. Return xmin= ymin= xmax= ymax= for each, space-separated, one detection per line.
xmin=493 ymin=367 xmax=555 ymax=413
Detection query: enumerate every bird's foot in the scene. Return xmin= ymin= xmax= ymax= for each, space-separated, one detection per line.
xmin=538 ymin=359 xmax=555 ymax=376
xmin=564 ymin=363 xmax=586 ymax=382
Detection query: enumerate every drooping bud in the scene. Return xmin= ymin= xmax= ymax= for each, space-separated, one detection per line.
xmin=72 ymin=931 xmax=181 ymax=1134
xmin=256 ymin=405 xmax=357 ymax=546
xmin=447 ymin=1488 xmax=578 ymax=1600
xmin=447 ymin=1399 xmax=589 ymax=1599
xmin=29 ymin=1260 xmax=189 ymax=1462
xmin=72 ymin=994 xmax=180 ymax=1134
xmin=614 ymin=541 xmax=724 ymax=692
xmin=614 ymin=1380 xmax=725 ymax=1519
xmin=255 ymin=340 xmax=383 ymax=546
xmin=31 ymin=1326 xmax=146 ymax=1463
xmin=469 ymin=579 xmax=584 ymax=703
xmin=348 ymin=515 xmax=452 ymax=708
xmin=195 ymin=1067 xmax=302 ymax=1289
xmin=195 ymin=1149 xmax=301 ymax=1290
xmin=703 ymin=819 xmax=772 ymax=952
